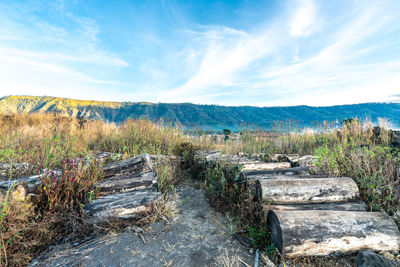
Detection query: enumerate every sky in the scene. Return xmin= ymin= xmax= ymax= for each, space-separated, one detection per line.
xmin=0 ymin=0 xmax=399 ymax=107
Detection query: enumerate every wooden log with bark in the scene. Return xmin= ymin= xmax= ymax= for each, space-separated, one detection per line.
xmin=98 ymin=172 xmax=157 ymax=195
xmin=269 ymin=154 xmax=299 ymax=163
xmin=240 ymin=166 xmax=310 ymax=181
xmin=267 ymin=210 xmax=400 ymax=256
xmin=266 ymin=200 xmax=369 ymax=212
xmin=0 ymin=174 xmax=41 ymax=192
xmin=84 ymin=190 xmax=161 ymax=224
xmin=240 ymin=162 xmax=291 ymax=172
xmin=257 ymin=177 xmax=359 ymax=204
xmin=103 ymin=153 xmax=154 ymax=178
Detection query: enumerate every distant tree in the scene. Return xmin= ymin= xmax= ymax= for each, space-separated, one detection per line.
xmin=76 ymin=114 xmax=88 ymax=130
xmin=223 ymin=129 xmax=232 ymax=141
xmin=341 ymin=118 xmax=359 ymax=126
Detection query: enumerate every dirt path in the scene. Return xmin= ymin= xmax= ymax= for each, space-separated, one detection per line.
xmin=31 ymin=182 xmax=253 ymax=267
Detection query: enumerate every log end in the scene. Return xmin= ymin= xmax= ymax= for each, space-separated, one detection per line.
xmin=267 ymin=210 xmax=283 ymax=254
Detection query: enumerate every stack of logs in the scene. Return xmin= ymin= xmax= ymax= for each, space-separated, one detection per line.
xmin=196 ymin=151 xmax=400 ymax=257
xmin=84 ymin=154 xmax=162 ymax=224
xmin=0 ymin=154 xmax=163 ymax=225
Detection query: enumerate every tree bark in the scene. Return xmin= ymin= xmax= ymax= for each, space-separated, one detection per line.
xmin=240 ymin=162 xmax=291 ymax=172
xmin=257 ymin=177 xmax=359 ymax=204
xmin=98 ymin=172 xmax=157 ymax=195
xmin=240 ymin=166 xmax=310 ymax=181
xmin=267 ymin=210 xmax=400 ymax=256
xmin=103 ymin=153 xmax=154 ymax=178
xmin=266 ymin=200 xmax=369 ymax=212
xmin=84 ymin=190 xmax=161 ymax=223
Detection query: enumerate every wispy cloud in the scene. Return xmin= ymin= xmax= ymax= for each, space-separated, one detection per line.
xmin=0 ymin=0 xmax=129 ymax=99
xmin=156 ymin=0 xmax=400 ymax=106
xmin=0 ymin=0 xmax=399 ymax=106
xmin=289 ymin=0 xmax=317 ymax=37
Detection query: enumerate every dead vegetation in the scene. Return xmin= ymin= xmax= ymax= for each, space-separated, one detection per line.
xmin=1 ymin=112 xmax=399 ymax=266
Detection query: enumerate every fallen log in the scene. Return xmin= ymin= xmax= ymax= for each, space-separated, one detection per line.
xmin=290 ymin=155 xmax=318 ymax=167
xmin=257 ymin=177 xmax=359 ymax=204
xmin=269 ymin=154 xmax=299 ymax=163
xmin=0 ymin=175 xmax=41 ymax=191
xmin=266 ymin=200 xmax=369 ymax=212
xmin=103 ymin=153 xmax=154 ymax=178
xmin=267 ymin=210 xmax=400 ymax=256
xmin=240 ymin=162 xmax=291 ymax=172
xmin=84 ymin=190 xmax=161 ymax=223
xmin=98 ymin=172 xmax=157 ymax=195
xmin=240 ymin=166 xmax=310 ymax=181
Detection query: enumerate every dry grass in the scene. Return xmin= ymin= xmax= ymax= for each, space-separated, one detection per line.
xmin=143 ymin=193 xmax=179 ymax=224
xmin=1 ymin=112 xmax=399 ymax=266
xmin=216 ymin=249 xmax=250 ymax=267
xmin=0 ymin=112 xmax=197 ymax=266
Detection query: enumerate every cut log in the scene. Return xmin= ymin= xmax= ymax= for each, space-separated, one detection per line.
xmin=290 ymin=155 xmax=318 ymax=168
xmin=98 ymin=172 xmax=157 ymax=195
xmin=266 ymin=200 xmax=369 ymax=212
xmin=103 ymin=153 xmax=154 ymax=178
xmin=0 ymin=174 xmax=41 ymax=192
xmin=84 ymin=190 xmax=161 ymax=223
xmin=269 ymin=154 xmax=299 ymax=163
xmin=257 ymin=177 xmax=359 ymax=204
xmin=267 ymin=210 xmax=400 ymax=256
xmin=240 ymin=162 xmax=291 ymax=172
xmin=240 ymin=166 xmax=310 ymax=181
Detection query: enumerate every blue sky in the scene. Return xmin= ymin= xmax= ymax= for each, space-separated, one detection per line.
xmin=0 ymin=0 xmax=399 ymax=106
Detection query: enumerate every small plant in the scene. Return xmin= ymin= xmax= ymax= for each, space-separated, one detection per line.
xmin=37 ymin=156 xmax=103 ymax=212
xmin=248 ymin=226 xmax=269 ymax=250
xmin=155 ymin=159 xmax=183 ymax=193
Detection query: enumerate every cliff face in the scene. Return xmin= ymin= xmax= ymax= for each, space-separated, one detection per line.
xmin=1 ymin=95 xmax=400 ymax=130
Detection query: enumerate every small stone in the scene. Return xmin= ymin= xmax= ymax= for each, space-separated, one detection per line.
xmin=249 ymin=248 xmax=254 ymax=254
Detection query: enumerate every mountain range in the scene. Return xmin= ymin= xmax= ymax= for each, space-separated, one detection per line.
xmin=1 ymin=95 xmax=400 ymax=131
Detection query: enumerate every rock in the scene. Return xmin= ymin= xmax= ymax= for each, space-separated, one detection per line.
xmin=357 ymin=250 xmax=400 ymax=267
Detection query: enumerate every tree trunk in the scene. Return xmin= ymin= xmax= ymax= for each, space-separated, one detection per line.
xmin=84 ymin=190 xmax=161 ymax=224
xmin=266 ymin=200 xmax=369 ymax=212
xmin=267 ymin=210 xmax=400 ymax=256
xmin=98 ymin=172 xmax=157 ymax=195
xmin=257 ymin=177 xmax=359 ymax=204
xmin=103 ymin=153 xmax=154 ymax=178
xmin=240 ymin=166 xmax=310 ymax=181
xmin=240 ymin=162 xmax=291 ymax=172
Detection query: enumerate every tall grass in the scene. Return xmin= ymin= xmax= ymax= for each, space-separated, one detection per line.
xmin=1 ymin=112 xmax=399 ymax=265
xmin=0 ymin=112 xmax=202 ymax=266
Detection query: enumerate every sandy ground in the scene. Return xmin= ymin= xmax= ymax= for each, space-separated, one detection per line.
xmin=31 ymin=182 xmax=254 ymax=267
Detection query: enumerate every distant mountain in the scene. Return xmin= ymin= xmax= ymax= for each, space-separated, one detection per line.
xmin=1 ymin=95 xmax=400 ymax=131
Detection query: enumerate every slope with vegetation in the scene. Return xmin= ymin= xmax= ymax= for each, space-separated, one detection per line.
xmin=1 ymin=112 xmax=400 ymax=265
xmin=1 ymin=95 xmax=400 ymax=130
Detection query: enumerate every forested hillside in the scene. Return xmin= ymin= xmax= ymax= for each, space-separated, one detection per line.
xmin=1 ymin=95 xmax=399 ymax=130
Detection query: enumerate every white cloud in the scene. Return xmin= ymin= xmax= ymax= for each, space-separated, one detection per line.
xmin=1 ymin=0 xmax=400 ymax=107
xmin=289 ymin=0 xmax=316 ymax=37
xmin=167 ymin=24 xmax=284 ymax=100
